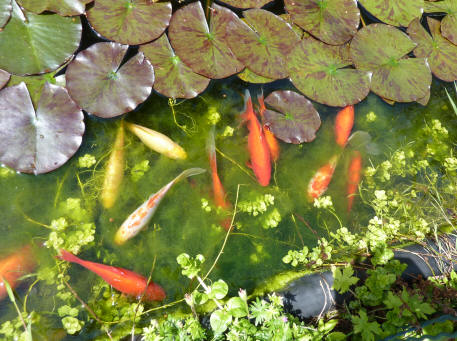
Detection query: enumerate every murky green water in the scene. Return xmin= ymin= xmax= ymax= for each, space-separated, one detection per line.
xmin=0 ymin=78 xmax=454 ymax=338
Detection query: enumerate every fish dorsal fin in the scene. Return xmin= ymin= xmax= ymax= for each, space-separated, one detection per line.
xmin=172 ymin=168 xmax=206 ymax=184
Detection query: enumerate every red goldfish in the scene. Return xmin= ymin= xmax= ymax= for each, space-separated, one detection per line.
xmin=242 ymin=90 xmax=271 ymax=186
xmin=59 ymin=249 xmax=166 ymax=301
xmin=346 ymin=151 xmax=362 ymax=212
xmin=0 ymin=245 xmax=36 ymax=301
xmin=335 ymin=105 xmax=354 ymax=147
xmin=257 ymin=93 xmax=280 ymax=162
xmin=307 ymin=155 xmax=339 ymax=201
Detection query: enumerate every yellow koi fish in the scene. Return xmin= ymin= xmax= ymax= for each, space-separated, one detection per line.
xmin=114 ymin=168 xmax=206 ymax=245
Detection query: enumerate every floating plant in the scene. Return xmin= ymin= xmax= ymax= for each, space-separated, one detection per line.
xmin=424 ymin=0 xmax=457 ymax=45
xmin=216 ymin=0 xmax=273 ymax=9
xmin=358 ymin=0 xmax=424 ymax=27
xmin=0 ymin=0 xmax=12 ymax=28
xmin=17 ymin=0 xmax=92 ymax=16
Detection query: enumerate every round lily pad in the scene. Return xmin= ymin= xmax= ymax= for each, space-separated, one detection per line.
xmin=7 ymin=71 xmax=59 ymax=107
xmin=0 ymin=0 xmax=11 ymax=29
xmin=263 ymin=90 xmax=321 ymax=144
xmin=358 ymin=0 xmax=424 ymax=27
xmin=284 ymin=0 xmax=360 ymax=45
xmin=0 ymin=69 xmax=9 ymax=89
xmin=0 ymin=82 xmax=84 ymax=174
xmin=168 ymin=2 xmax=243 ymax=79
xmin=350 ymin=24 xmax=431 ymax=102
xmin=237 ymin=67 xmax=275 ymax=83
xmin=17 ymin=0 xmax=92 ymax=16
xmin=140 ymin=33 xmax=210 ymax=99
xmin=0 ymin=1 xmax=81 ymax=75
xmin=407 ymin=17 xmax=457 ymax=82
xmin=288 ymin=37 xmax=371 ymax=107
xmin=66 ymin=42 xmax=154 ymax=118
xmin=424 ymin=0 xmax=457 ymax=45
xmin=226 ymin=8 xmax=300 ymax=79
xmin=216 ymin=0 xmax=273 ymax=9
xmin=87 ymin=0 xmax=171 ymax=45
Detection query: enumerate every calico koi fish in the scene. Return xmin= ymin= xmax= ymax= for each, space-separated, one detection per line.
xmin=257 ymin=93 xmax=280 ymax=162
xmin=346 ymin=151 xmax=362 ymax=212
xmin=114 ymin=168 xmax=206 ymax=245
xmin=242 ymin=90 xmax=271 ymax=186
xmin=58 ymin=249 xmax=165 ymax=301
xmin=307 ymin=155 xmax=339 ymax=201
xmin=335 ymin=105 xmax=354 ymax=147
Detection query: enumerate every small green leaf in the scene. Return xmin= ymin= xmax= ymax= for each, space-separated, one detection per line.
xmin=226 ymin=297 xmax=249 ymax=318
xmin=352 ymin=310 xmax=382 ymax=341
xmin=2 ymin=277 xmax=15 ymax=303
xmin=332 ymin=265 xmax=359 ymax=293
xmin=192 ymin=291 xmax=208 ymax=306
xmin=208 ymin=280 xmax=228 ymax=300
xmin=210 ymin=309 xmax=232 ymax=334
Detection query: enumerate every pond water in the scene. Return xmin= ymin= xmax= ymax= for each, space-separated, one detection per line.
xmin=0 ymin=76 xmax=454 ymax=338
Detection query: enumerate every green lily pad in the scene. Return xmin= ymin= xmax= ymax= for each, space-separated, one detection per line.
xmin=226 ymin=8 xmax=300 ymax=79
xmin=358 ymin=0 xmax=424 ymax=27
xmin=424 ymin=0 xmax=457 ymax=45
xmin=17 ymin=0 xmax=92 ymax=16
xmin=284 ymin=0 xmax=360 ymax=45
xmin=168 ymin=2 xmax=243 ymax=79
xmin=288 ymin=37 xmax=371 ymax=107
xmin=7 ymin=71 xmax=59 ymax=107
xmin=407 ymin=17 xmax=457 ymax=82
xmin=216 ymin=0 xmax=273 ymax=9
xmin=0 ymin=1 xmax=81 ymax=75
xmin=350 ymin=24 xmax=431 ymax=102
xmin=0 ymin=0 xmax=11 ymax=29
xmin=237 ymin=67 xmax=275 ymax=83
xmin=0 ymin=82 xmax=84 ymax=174
xmin=140 ymin=34 xmax=210 ymax=99
xmin=263 ymin=90 xmax=321 ymax=144
xmin=66 ymin=42 xmax=154 ymax=118
xmin=87 ymin=0 xmax=171 ymax=45
xmin=0 ymin=69 xmax=9 ymax=89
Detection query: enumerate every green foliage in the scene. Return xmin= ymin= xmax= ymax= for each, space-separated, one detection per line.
xmin=130 ymin=159 xmax=150 ymax=182
xmin=177 ymin=253 xmax=205 ymax=279
xmin=332 ymin=265 xmax=359 ymax=294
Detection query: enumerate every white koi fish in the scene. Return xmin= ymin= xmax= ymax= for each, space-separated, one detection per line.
xmin=114 ymin=168 xmax=206 ymax=245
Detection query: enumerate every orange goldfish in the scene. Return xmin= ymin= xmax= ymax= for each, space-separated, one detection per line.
xmin=346 ymin=151 xmax=362 ymax=212
xmin=335 ymin=105 xmax=354 ymax=147
xmin=242 ymin=90 xmax=271 ymax=186
xmin=307 ymin=155 xmax=339 ymax=201
xmin=58 ymin=249 xmax=165 ymax=301
xmin=0 ymin=245 xmax=36 ymax=301
xmin=257 ymin=93 xmax=280 ymax=162
xmin=114 ymin=168 xmax=206 ymax=245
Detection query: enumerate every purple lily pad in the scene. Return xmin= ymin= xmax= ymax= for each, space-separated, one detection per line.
xmin=17 ymin=0 xmax=93 ymax=16
xmin=168 ymin=2 xmax=243 ymax=79
xmin=358 ymin=0 xmax=424 ymax=27
xmin=87 ymin=0 xmax=171 ymax=45
xmin=284 ymin=0 xmax=360 ymax=45
xmin=0 ymin=0 xmax=11 ymax=29
xmin=226 ymin=8 xmax=300 ymax=79
xmin=216 ymin=0 xmax=273 ymax=9
xmin=0 ymin=82 xmax=84 ymax=174
xmin=424 ymin=0 xmax=457 ymax=45
xmin=140 ymin=34 xmax=210 ymax=99
xmin=263 ymin=90 xmax=321 ymax=144
xmin=0 ymin=69 xmax=9 ymax=89
xmin=66 ymin=42 xmax=154 ymax=118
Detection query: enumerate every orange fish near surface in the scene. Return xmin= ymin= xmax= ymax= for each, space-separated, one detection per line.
xmin=257 ymin=93 xmax=280 ymax=162
xmin=0 ymin=245 xmax=36 ymax=301
xmin=307 ymin=155 xmax=339 ymax=201
xmin=346 ymin=151 xmax=363 ymax=212
xmin=335 ymin=105 xmax=354 ymax=147
xmin=59 ymin=249 xmax=166 ymax=301
xmin=242 ymin=90 xmax=271 ymax=186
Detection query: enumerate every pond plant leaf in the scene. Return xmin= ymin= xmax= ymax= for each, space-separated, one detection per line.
xmin=424 ymin=0 xmax=457 ymax=45
xmin=237 ymin=67 xmax=275 ymax=83
xmin=358 ymin=0 xmax=424 ymax=27
xmin=350 ymin=24 xmax=431 ymax=102
xmin=7 ymin=71 xmax=58 ymax=107
xmin=407 ymin=17 xmax=457 ymax=82
xmin=0 ymin=82 xmax=84 ymax=174
xmin=216 ymin=0 xmax=273 ymax=9
xmin=0 ymin=69 xmax=9 ymax=90
xmin=0 ymin=0 xmax=11 ymax=29
xmin=66 ymin=42 xmax=154 ymax=118
xmin=0 ymin=1 xmax=81 ymax=75
xmin=226 ymin=8 xmax=300 ymax=79
xmin=168 ymin=2 xmax=243 ymax=79
xmin=140 ymin=34 xmax=210 ymax=99
xmin=87 ymin=0 xmax=171 ymax=45
xmin=263 ymin=90 xmax=321 ymax=144
xmin=288 ymin=37 xmax=371 ymax=107
xmin=17 ymin=0 xmax=93 ymax=16
xmin=284 ymin=0 xmax=360 ymax=45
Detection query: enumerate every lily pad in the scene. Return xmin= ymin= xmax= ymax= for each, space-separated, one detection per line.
xmin=407 ymin=17 xmax=457 ymax=82
xmin=0 ymin=82 xmax=84 ymax=174
xmin=0 ymin=1 xmax=81 ymax=75
xmin=358 ymin=0 xmax=424 ymax=27
xmin=66 ymin=42 xmax=154 ymax=118
xmin=350 ymin=24 xmax=431 ymax=102
xmin=424 ymin=0 xmax=457 ymax=45
xmin=216 ymin=0 xmax=273 ymax=9
xmin=17 ymin=0 xmax=92 ymax=16
xmin=0 ymin=0 xmax=11 ymax=29
xmin=0 ymin=69 xmax=9 ymax=89
xmin=140 ymin=33 xmax=210 ymax=99
xmin=288 ymin=37 xmax=371 ymax=107
xmin=168 ymin=2 xmax=243 ymax=79
xmin=7 ymin=71 xmax=58 ymax=107
xmin=237 ymin=67 xmax=275 ymax=83
xmin=87 ymin=0 xmax=171 ymax=45
xmin=263 ymin=90 xmax=321 ymax=144
xmin=226 ymin=8 xmax=300 ymax=79
xmin=284 ymin=0 xmax=360 ymax=45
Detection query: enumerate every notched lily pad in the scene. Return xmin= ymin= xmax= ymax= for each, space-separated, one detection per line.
xmin=284 ymin=0 xmax=360 ymax=45
xmin=288 ymin=37 xmax=371 ymax=107
xmin=140 ymin=34 xmax=210 ymax=99
xmin=66 ymin=42 xmax=154 ymax=118
xmin=0 ymin=0 xmax=12 ymax=28
xmin=168 ymin=2 xmax=243 ymax=79
xmin=358 ymin=0 xmax=424 ymax=27
xmin=226 ymin=8 xmax=300 ymax=79
xmin=18 ymin=0 xmax=93 ymax=16
xmin=263 ymin=90 xmax=321 ymax=144
xmin=424 ymin=0 xmax=457 ymax=45
xmin=237 ymin=67 xmax=275 ymax=83
xmin=0 ymin=69 xmax=9 ymax=89
xmin=87 ymin=0 xmax=171 ymax=45
xmin=216 ymin=0 xmax=273 ymax=9
xmin=0 ymin=82 xmax=84 ymax=174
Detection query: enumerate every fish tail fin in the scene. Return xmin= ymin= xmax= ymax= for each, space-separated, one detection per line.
xmin=207 ymin=127 xmax=218 ymax=173
xmin=241 ymin=89 xmax=254 ymax=121
xmin=257 ymin=89 xmax=266 ymax=117
xmin=58 ymin=249 xmax=82 ymax=265
xmin=173 ymin=168 xmax=206 ymax=184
